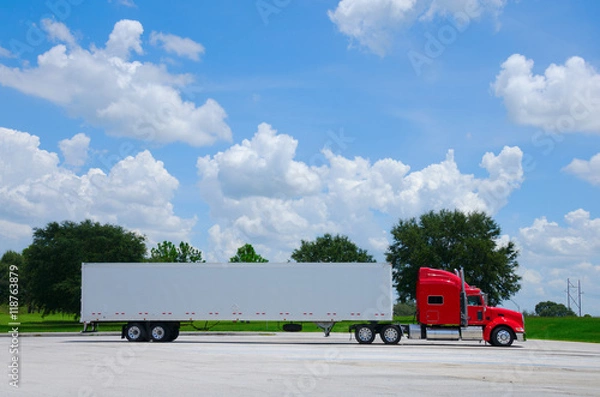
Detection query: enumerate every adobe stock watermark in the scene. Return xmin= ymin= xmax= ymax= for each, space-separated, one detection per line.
xmin=283 ymin=347 xmax=341 ymax=397
xmin=407 ymin=3 xmax=483 ymax=77
xmin=256 ymin=0 xmax=292 ymax=25
xmin=7 ymin=263 xmax=20 ymax=389
xmin=524 ymin=84 xmax=599 ymax=173
xmin=309 ymin=128 xmax=355 ymax=168
xmin=283 ymin=278 xmax=391 ymax=396
xmin=481 ymin=82 xmax=599 ymax=211
xmin=8 ymin=0 xmax=85 ymax=60
xmin=78 ymin=342 xmax=150 ymax=397
xmin=488 ymin=339 xmax=553 ymax=397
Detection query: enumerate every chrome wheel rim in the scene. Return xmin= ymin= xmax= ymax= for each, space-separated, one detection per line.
xmin=128 ymin=326 xmax=141 ymax=340
xmin=496 ymin=329 xmax=511 ymax=345
xmin=152 ymin=326 xmax=165 ymax=340
xmin=384 ymin=327 xmax=398 ymax=342
xmin=358 ymin=327 xmax=373 ymax=342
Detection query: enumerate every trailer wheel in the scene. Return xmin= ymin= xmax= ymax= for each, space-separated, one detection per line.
xmin=166 ymin=324 xmax=180 ymax=342
xmin=149 ymin=323 xmax=170 ymax=342
xmin=355 ymin=325 xmax=375 ymax=344
xmin=491 ymin=326 xmax=514 ymax=347
xmin=380 ymin=325 xmax=401 ymax=345
xmin=125 ymin=323 xmax=148 ymax=342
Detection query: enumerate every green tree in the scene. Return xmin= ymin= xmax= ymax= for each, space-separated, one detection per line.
xmin=229 ymin=243 xmax=268 ymax=263
xmin=534 ymin=301 xmax=576 ymax=317
xmin=0 ymin=251 xmax=29 ymax=309
xmin=386 ymin=209 xmax=521 ymax=306
xmin=23 ymin=220 xmax=147 ymax=316
xmin=291 ymin=233 xmax=376 ymax=263
xmin=393 ymin=301 xmax=417 ymax=317
xmin=149 ymin=241 xmax=205 ymax=263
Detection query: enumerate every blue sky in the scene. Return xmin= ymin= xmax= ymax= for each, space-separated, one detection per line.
xmin=0 ymin=0 xmax=599 ymax=315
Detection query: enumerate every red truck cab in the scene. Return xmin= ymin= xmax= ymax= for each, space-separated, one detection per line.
xmin=416 ymin=267 xmax=525 ymax=346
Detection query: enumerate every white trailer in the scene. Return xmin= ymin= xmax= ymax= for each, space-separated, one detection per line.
xmin=81 ymin=262 xmax=398 ymax=343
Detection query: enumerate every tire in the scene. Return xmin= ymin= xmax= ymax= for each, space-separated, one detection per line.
xmin=125 ymin=323 xmax=148 ymax=342
xmin=166 ymin=324 xmax=180 ymax=342
xmin=283 ymin=323 xmax=303 ymax=332
xmin=355 ymin=325 xmax=376 ymax=344
xmin=491 ymin=326 xmax=514 ymax=347
xmin=149 ymin=323 xmax=171 ymax=342
xmin=380 ymin=325 xmax=401 ymax=345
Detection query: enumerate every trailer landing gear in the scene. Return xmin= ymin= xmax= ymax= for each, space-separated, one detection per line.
xmin=315 ymin=322 xmax=336 ymax=337
xmin=82 ymin=322 xmax=97 ymax=333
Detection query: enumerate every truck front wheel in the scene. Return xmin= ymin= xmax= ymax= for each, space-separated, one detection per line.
xmin=355 ymin=325 xmax=375 ymax=344
xmin=491 ymin=326 xmax=514 ymax=347
xmin=380 ymin=325 xmax=401 ymax=344
xmin=125 ymin=322 xmax=148 ymax=342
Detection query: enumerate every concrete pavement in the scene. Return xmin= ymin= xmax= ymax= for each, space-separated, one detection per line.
xmin=2 ymin=332 xmax=599 ymax=396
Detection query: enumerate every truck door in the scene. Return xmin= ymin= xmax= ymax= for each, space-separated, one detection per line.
xmin=467 ymin=295 xmax=485 ymax=325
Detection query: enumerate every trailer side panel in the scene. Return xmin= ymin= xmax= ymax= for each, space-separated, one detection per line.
xmin=81 ymin=262 xmax=393 ymax=323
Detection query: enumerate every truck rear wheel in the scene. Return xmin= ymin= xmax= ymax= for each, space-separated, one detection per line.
xmin=491 ymin=326 xmax=514 ymax=347
xmin=380 ymin=325 xmax=401 ymax=344
xmin=149 ymin=323 xmax=170 ymax=342
xmin=355 ymin=325 xmax=375 ymax=344
xmin=167 ymin=324 xmax=180 ymax=341
xmin=125 ymin=322 xmax=148 ymax=342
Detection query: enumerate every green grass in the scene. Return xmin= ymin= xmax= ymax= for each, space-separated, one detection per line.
xmin=0 ymin=312 xmax=107 ymax=333
xmin=0 ymin=311 xmax=413 ymax=334
xmin=1 ymin=310 xmax=598 ymax=343
xmin=524 ymin=316 xmax=600 ymax=343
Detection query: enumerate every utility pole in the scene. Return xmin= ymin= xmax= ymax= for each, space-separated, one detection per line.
xmin=567 ymin=278 xmax=583 ymax=317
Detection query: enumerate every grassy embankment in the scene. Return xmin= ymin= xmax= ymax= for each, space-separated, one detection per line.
xmin=1 ymin=310 xmax=599 ymax=343
xmin=522 ymin=316 xmax=600 ymax=343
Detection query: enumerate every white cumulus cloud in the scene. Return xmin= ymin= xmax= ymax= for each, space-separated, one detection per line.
xmin=0 ymin=219 xmax=32 ymax=242
xmin=563 ymin=152 xmax=600 ymax=186
xmin=493 ymin=54 xmax=600 ymax=133
xmin=150 ymin=32 xmax=205 ymax=61
xmin=198 ymin=123 xmax=322 ymax=199
xmin=110 ymin=0 xmax=136 ymax=7
xmin=516 ymin=209 xmax=600 ymax=314
xmin=0 ymin=19 xmax=231 ymax=146
xmin=422 ymin=0 xmax=506 ymax=19
xmin=59 ymin=133 xmax=90 ymax=167
xmin=41 ymin=18 xmax=77 ymax=46
xmin=328 ymin=0 xmax=507 ymax=56
xmin=520 ymin=209 xmax=600 ymax=257
xmin=105 ymin=19 xmax=144 ymax=59
xmin=328 ymin=0 xmax=419 ymax=56
xmin=0 ymin=46 xmax=12 ymax=58
xmin=0 ymin=127 xmax=195 ymax=253
xmin=197 ymin=123 xmax=523 ymax=261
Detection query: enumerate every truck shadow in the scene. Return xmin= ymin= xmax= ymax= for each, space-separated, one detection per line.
xmin=62 ymin=338 xmax=524 ymax=349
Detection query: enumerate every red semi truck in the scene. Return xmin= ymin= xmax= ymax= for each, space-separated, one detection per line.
xmin=351 ymin=267 xmax=525 ymax=346
xmin=81 ymin=263 xmax=525 ymax=346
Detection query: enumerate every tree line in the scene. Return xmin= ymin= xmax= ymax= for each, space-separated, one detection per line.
xmin=1 ymin=210 xmax=522 ymax=317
